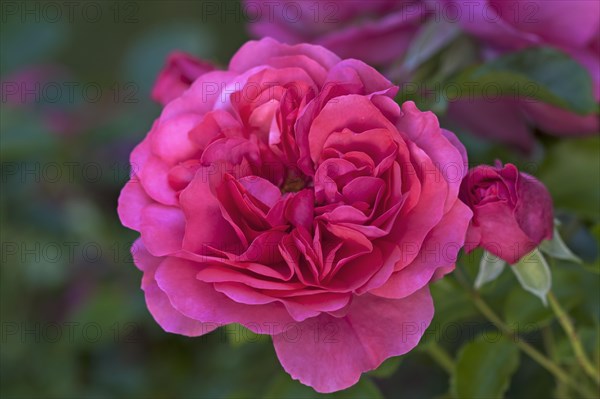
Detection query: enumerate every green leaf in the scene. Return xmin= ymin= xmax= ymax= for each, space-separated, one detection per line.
xmin=511 ymin=250 xmax=552 ymax=306
xmin=539 ymin=227 xmax=582 ymax=263
xmin=397 ymin=35 xmax=478 ymax=114
xmin=503 ymin=288 xmax=554 ymax=329
xmin=451 ymin=338 xmax=520 ymax=399
xmin=475 ymin=251 xmax=507 ymax=289
xmin=540 ymin=137 xmax=600 ymax=220
xmin=451 ymin=47 xmax=598 ymax=115
xmin=402 ymin=19 xmax=460 ymax=72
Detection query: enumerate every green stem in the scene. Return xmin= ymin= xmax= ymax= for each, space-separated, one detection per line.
xmin=543 ymin=327 xmax=569 ymax=398
xmin=548 ymin=291 xmax=600 ymax=386
xmin=454 ymin=269 xmax=596 ymax=398
xmin=424 ymin=342 xmax=455 ymax=374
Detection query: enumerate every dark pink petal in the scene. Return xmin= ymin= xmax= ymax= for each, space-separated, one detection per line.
xmin=308 ymin=95 xmax=397 ymax=164
xmin=159 ymin=70 xmax=237 ymax=120
xmin=273 ymin=287 xmax=434 ymax=393
xmin=449 ymin=0 xmax=540 ymax=49
xmin=317 ymin=8 xmax=422 ymax=66
xmin=523 ymin=102 xmax=600 ymax=136
xmin=151 ymin=51 xmax=215 ymax=106
xmin=155 ymin=256 xmax=295 ymax=335
xmin=188 ymin=110 xmax=243 ymax=150
xmin=490 ymin=0 xmax=600 ymax=48
xmin=396 ymin=102 xmax=468 ymax=211
xmin=132 ymin=240 xmax=215 ymax=336
xmin=372 ymin=200 xmax=472 ymax=298
xmin=515 ymin=172 xmax=554 ymax=244
xmin=150 ymin=112 xmax=204 ymax=164
xmin=474 ymin=201 xmax=538 ymax=264
xmin=386 ymin=141 xmax=448 ymax=269
xmin=324 ymin=59 xmax=397 ymax=97
xmin=130 ymin=136 xmax=178 ymax=206
xmin=284 ymin=189 xmax=314 ymax=231
xmin=179 ymin=168 xmax=241 ymax=254
xmin=258 ymin=54 xmax=331 ymax=86
xmin=238 ymin=176 xmax=282 ymax=208
xmin=118 ymin=179 xmax=152 ymax=231
xmin=446 ymin=97 xmax=534 ymax=152
xmin=140 ymin=204 xmax=185 ymax=257
xmin=322 ymin=128 xmax=398 ymax=175
xmin=230 ymin=38 xmax=340 ymax=74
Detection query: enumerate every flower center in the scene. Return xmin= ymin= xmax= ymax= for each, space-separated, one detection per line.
xmin=281 ymin=170 xmax=308 ymax=193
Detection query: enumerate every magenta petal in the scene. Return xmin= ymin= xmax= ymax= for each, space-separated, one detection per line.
xmin=179 ymin=168 xmax=240 ymax=254
xmin=230 ymin=38 xmax=340 ymax=74
xmin=140 ymin=204 xmax=185 ymax=257
xmin=130 ymin=136 xmax=177 ymax=206
xmin=285 ymin=189 xmax=314 ymax=231
xmin=523 ymin=101 xmax=600 ymax=136
xmin=155 ymin=257 xmax=295 ymax=335
xmin=117 ymin=179 xmax=152 ymax=231
xmin=476 ymin=202 xmax=537 ymax=264
xmin=151 ymin=113 xmax=203 ymax=164
xmin=515 ymin=172 xmax=554 ymax=244
xmin=492 ymin=0 xmax=600 ymax=48
xmin=132 ymin=240 xmax=215 ymax=336
xmin=151 ymin=51 xmax=215 ymax=106
xmin=450 ymin=0 xmax=540 ymax=49
xmin=372 ymin=200 xmax=472 ymax=299
xmin=159 ymin=70 xmax=237 ymax=121
xmin=316 ymin=9 xmax=423 ymax=66
xmin=238 ymin=176 xmax=282 ymax=208
xmin=308 ymin=95 xmax=397 ymax=164
xmin=446 ymin=98 xmax=535 ymax=152
xmin=325 ymin=59 xmax=397 ymax=96
xmin=396 ymin=102 xmax=467 ymax=211
xmin=273 ymin=287 xmax=434 ymax=393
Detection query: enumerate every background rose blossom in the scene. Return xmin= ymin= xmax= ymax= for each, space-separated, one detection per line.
xmin=446 ymin=0 xmax=600 ymax=150
xmin=460 ymin=162 xmax=553 ymax=263
xmin=245 ymin=0 xmax=428 ymax=68
xmin=118 ymin=38 xmax=472 ymax=392
xmin=151 ymin=51 xmax=216 ymax=106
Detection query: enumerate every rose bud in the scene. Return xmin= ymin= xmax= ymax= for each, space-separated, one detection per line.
xmin=460 ymin=162 xmax=553 ymax=263
xmin=151 ymin=51 xmax=215 ymax=106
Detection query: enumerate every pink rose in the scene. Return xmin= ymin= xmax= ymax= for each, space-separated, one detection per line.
xmin=460 ymin=162 xmax=553 ymax=264
xmin=245 ymin=0 xmax=426 ymax=67
xmin=151 ymin=51 xmax=215 ymax=106
xmin=118 ymin=38 xmax=472 ymax=392
xmin=446 ymin=0 xmax=599 ymax=149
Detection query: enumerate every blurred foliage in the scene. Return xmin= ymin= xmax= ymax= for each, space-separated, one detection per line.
xmin=1 ymin=1 xmax=599 ymax=398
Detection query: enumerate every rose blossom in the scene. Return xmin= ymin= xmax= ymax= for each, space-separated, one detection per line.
xmin=446 ymin=0 xmax=600 ymax=151
xmin=118 ymin=38 xmax=472 ymax=392
xmin=459 ymin=162 xmax=553 ymax=264
xmin=151 ymin=51 xmax=215 ymax=106
xmin=245 ymin=0 xmax=427 ymax=68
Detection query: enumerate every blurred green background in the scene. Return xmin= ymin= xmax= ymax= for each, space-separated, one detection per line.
xmin=1 ymin=1 xmax=598 ymax=398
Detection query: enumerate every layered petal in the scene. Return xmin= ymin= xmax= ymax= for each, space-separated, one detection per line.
xmin=273 ymin=287 xmax=434 ymax=393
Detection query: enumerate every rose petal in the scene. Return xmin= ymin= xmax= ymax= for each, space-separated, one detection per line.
xmin=155 ymin=256 xmax=295 ymax=335
xmin=273 ymin=287 xmax=434 ymax=393
xmin=132 ymin=240 xmax=215 ymax=336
